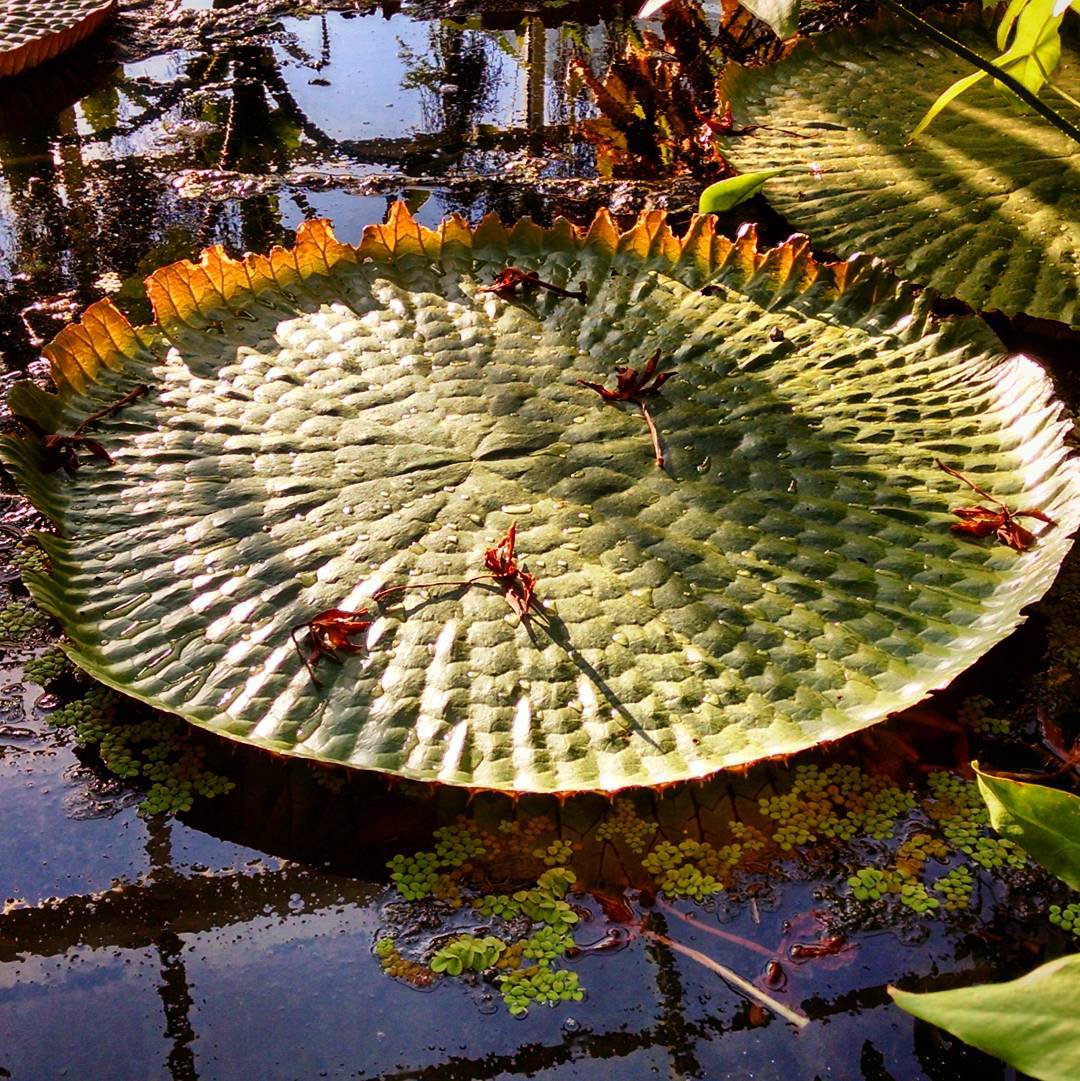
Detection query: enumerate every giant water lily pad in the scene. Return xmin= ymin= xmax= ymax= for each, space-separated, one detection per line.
xmin=0 ymin=0 xmax=115 ymax=79
xmin=2 ymin=206 xmax=1077 ymax=792
xmin=720 ymin=18 xmax=1080 ymax=327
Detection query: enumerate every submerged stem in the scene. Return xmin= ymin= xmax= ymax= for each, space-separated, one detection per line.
xmin=643 ymin=930 xmax=809 ymax=1028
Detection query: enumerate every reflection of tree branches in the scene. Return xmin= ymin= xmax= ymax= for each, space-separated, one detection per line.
xmin=398 ymin=23 xmax=502 ymax=152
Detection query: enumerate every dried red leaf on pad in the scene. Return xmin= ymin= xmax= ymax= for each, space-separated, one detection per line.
xmin=16 ymin=384 xmax=148 ymax=476
xmin=577 ymin=347 xmax=675 ymax=469
xmin=374 ymin=522 xmax=537 ymax=622
xmin=483 ymin=522 xmax=537 ymax=621
xmin=291 ymin=607 xmax=373 ymax=685
xmin=937 ymin=459 xmax=1054 ymax=552
xmin=478 ymin=267 xmax=586 ymax=304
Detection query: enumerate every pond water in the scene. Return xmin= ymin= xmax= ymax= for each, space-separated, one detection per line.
xmin=0 ymin=3 xmax=1076 ymax=1080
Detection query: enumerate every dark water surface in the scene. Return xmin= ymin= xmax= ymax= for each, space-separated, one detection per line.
xmin=0 ymin=3 xmax=1075 ymax=1080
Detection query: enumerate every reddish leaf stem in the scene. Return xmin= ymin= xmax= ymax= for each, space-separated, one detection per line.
xmin=73 ymin=384 xmax=149 ymax=437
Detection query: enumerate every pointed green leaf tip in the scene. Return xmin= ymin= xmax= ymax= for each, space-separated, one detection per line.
xmin=1 ymin=205 xmax=1077 ymax=793
xmin=889 ymin=956 xmax=1080 ymax=1081
xmin=740 ymin=0 xmax=800 ymax=39
xmin=974 ymin=764 xmax=1080 ymax=890
xmin=698 ymin=169 xmax=787 ymax=214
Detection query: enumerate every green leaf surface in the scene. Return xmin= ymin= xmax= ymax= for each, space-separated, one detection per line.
xmin=975 ymin=765 xmax=1080 ymax=889
xmin=699 ymin=169 xmax=786 ymax=213
xmin=721 ymin=18 xmax=1080 ymax=326
xmin=2 ymin=205 xmax=1077 ymax=792
xmin=0 ymin=0 xmax=115 ymax=79
xmin=890 ymin=954 xmax=1080 ymax=1081
xmin=739 ymin=0 xmax=801 ymax=39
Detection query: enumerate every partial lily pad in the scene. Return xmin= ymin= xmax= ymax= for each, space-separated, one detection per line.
xmin=720 ymin=18 xmax=1080 ymax=326
xmin=1 ymin=206 xmax=1077 ymax=792
xmin=0 ymin=0 xmax=115 ymax=79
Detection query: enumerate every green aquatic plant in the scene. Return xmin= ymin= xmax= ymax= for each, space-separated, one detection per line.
xmin=759 ymin=763 xmax=915 ymax=849
xmin=533 ymin=840 xmax=574 ymax=867
xmin=848 ymin=867 xmax=895 ymax=903
xmin=596 ymin=799 xmax=655 ymax=853
xmin=1050 ymin=903 xmax=1080 ymax=937
xmin=0 ymin=600 xmax=48 ymax=642
xmin=4 ymin=206 xmax=1076 ymax=792
xmin=892 ymin=772 xmax=1080 ymax=1081
xmin=720 ymin=18 xmax=1080 ymax=326
xmin=45 ymin=686 xmax=234 ymax=814
xmin=934 ymin=865 xmax=976 ymax=912
xmin=521 ymin=925 xmax=574 ymax=962
xmin=386 ymin=851 xmax=443 ymax=901
xmin=498 ymin=965 xmax=584 ymax=1017
xmin=430 ymin=935 xmax=505 ymax=975
xmin=23 ymin=647 xmax=69 ymax=686
xmin=433 ymin=823 xmax=488 ymax=867
xmin=9 ymin=545 xmax=48 ymax=575
xmin=473 ymin=893 xmax=522 ymax=921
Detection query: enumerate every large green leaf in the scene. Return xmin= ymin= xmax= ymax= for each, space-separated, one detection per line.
xmin=975 ymin=765 xmax=1080 ymax=889
xmin=2 ymin=206 xmax=1077 ymax=792
xmin=0 ymin=0 xmax=115 ymax=79
xmin=890 ymin=955 xmax=1080 ymax=1081
xmin=720 ymin=19 xmax=1080 ymax=326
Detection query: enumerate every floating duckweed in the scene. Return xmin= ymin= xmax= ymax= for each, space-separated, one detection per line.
xmin=9 ymin=545 xmax=48 ymax=574
xmin=495 ymin=939 xmax=526 ymax=971
xmin=728 ymin=821 xmax=768 ymax=852
xmin=46 ymin=690 xmax=234 ymax=815
xmin=513 ymin=889 xmax=579 ymax=932
xmin=387 ymin=851 xmax=443 ymax=900
xmin=0 ymin=599 xmax=48 ymax=641
xmin=473 ymin=893 xmax=522 ymax=920
xmin=956 ymin=695 xmax=1011 ymax=736
xmin=430 ymin=934 xmax=505 ymax=975
xmin=759 ymin=763 xmax=914 ymax=849
xmin=433 ymin=822 xmax=487 ymax=867
xmin=898 ymin=878 xmax=941 ymax=914
xmin=642 ymin=838 xmax=737 ymax=898
xmin=534 ymin=839 xmax=574 ymax=866
xmin=847 ymin=867 xmax=896 ymax=902
xmin=499 ymin=965 xmax=583 ymax=1016
xmin=1049 ymin=902 xmax=1080 ymax=936
xmin=431 ymin=873 xmax=464 ymax=909
xmin=522 ymin=924 xmax=573 ymax=962
xmin=493 ymin=816 xmax=555 ymax=860
xmin=536 ymin=867 xmax=576 ymax=897
xmin=23 ymin=647 xmax=68 ymax=686
xmin=596 ymin=799 xmax=655 ymax=852
xmin=895 ymin=832 xmax=950 ymax=876
xmin=377 ymin=938 xmax=435 ymax=987
xmin=968 ymin=835 xmax=1027 ymax=873
xmin=934 ymin=865 xmax=975 ymax=911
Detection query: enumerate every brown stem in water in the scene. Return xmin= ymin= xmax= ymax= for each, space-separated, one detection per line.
xmin=642 ymin=930 xmax=809 ymax=1028
xmin=656 ymin=898 xmax=775 ymax=959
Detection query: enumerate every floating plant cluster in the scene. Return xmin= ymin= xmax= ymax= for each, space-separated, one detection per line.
xmin=44 ymin=683 xmax=234 ymax=815
xmin=376 ymin=819 xmax=586 ymax=1017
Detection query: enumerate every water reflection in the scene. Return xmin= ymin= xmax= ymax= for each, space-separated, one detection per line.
xmin=0 ymin=5 xmax=1075 ymax=1080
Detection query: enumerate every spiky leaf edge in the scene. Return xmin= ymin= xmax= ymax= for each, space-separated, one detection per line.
xmin=2 ymin=202 xmax=1075 ymax=792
